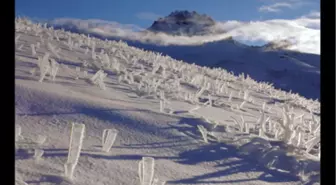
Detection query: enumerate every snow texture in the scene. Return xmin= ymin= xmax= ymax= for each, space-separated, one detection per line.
xmin=15 ymin=18 xmax=320 ymax=185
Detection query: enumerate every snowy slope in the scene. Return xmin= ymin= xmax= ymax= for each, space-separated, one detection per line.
xmin=127 ymin=39 xmax=320 ymax=100
xmin=15 ymin=19 xmax=320 ymax=185
xmin=48 ymin=17 xmax=320 ymax=100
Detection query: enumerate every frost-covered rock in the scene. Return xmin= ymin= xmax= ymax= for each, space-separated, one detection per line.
xmin=147 ymin=10 xmax=217 ymax=36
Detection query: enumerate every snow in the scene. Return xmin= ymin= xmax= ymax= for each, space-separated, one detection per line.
xmin=48 ymin=19 xmax=320 ymax=100
xmin=15 ymin=18 xmax=320 ymax=185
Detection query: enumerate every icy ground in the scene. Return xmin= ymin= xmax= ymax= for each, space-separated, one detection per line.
xmin=15 ymin=19 xmax=320 ymax=185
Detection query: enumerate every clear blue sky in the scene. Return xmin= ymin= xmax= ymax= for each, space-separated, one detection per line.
xmin=15 ymin=0 xmax=319 ymax=28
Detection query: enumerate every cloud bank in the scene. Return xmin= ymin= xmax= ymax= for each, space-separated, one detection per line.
xmin=47 ymin=13 xmax=320 ymax=55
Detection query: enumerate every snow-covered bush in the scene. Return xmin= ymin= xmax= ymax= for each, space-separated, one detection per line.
xmin=194 ymin=83 xmax=207 ymax=103
xmin=101 ymin=129 xmax=118 ymax=153
xmin=231 ymin=115 xmax=247 ymax=133
xmin=203 ymin=94 xmax=213 ymax=107
xmin=277 ymin=106 xmax=297 ymax=143
xmin=139 ymin=157 xmax=155 ymax=185
xmin=49 ymin=58 xmax=59 ymax=81
xmin=65 ymin=122 xmax=85 ymax=180
xmin=17 ymin=44 xmax=24 ymax=51
xmin=159 ymin=91 xmax=165 ymax=112
xmin=197 ymin=125 xmax=208 ymax=143
xmin=239 ymin=90 xmax=251 ymax=109
xmin=47 ymin=42 xmax=61 ymax=59
xmin=90 ymin=70 xmax=107 ymax=90
xmin=15 ymin=125 xmax=22 ymax=142
xmin=35 ymin=134 xmax=47 ymax=145
xmin=256 ymin=109 xmax=270 ymax=138
xmin=37 ymin=53 xmax=51 ymax=82
xmin=33 ymin=149 xmax=44 ymax=161
xmin=30 ymin=44 xmax=36 ymax=56
xmin=15 ymin=34 xmax=21 ymax=45
xmin=228 ymin=91 xmax=233 ymax=103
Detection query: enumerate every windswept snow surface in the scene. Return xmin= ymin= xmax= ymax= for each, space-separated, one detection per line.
xmin=15 ymin=19 xmax=320 ymax=185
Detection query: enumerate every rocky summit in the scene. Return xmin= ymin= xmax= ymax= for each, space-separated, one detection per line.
xmin=148 ymin=10 xmax=217 ymax=36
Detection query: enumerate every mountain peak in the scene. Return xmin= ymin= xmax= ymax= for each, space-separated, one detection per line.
xmin=148 ymin=10 xmax=216 ymax=36
xmin=262 ymin=39 xmax=294 ymax=51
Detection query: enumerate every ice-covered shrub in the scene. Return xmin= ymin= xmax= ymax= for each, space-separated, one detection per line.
xmin=304 ymin=127 xmax=320 ymax=154
xmin=101 ymin=129 xmax=118 ymax=153
xmin=194 ymin=84 xmax=207 ymax=103
xmin=231 ymin=115 xmax=246 ymax=133
xmin=15 ymin=125 xmax=23 ymax=142
xmin=239 ymin=90 xmax=250 ymax=109
xmin=17 ymin=44 xmax=24 ymax=51
xmin=139 ymin=157 xmax=155 ymax=185
xmin=47 ymin=42 xmax=60 ymax=59
xmin=90 ymin=70 xmax=107 ymax=90
xmin=257 ymin=110 xmax=270 ymax=138
xmin=75 ymin=67 xmax=80 ymax=73
xmin=111 ymin=58 xmax=121 ymax=73
xmin=35 ymin=134 xmax=47 ymax=145
xmin=39 ymin=35 xmax=44 ymax=44
xmin=36 ymin=42 xmax=40 ymax=49
xmin=83 ymin=71 xmax=88 ymax=77
xmin=159 ymin=91 xmax=166 ymax=112
xmin=64 ymin=163 xmax=76 ymax=180
xmin=54 ymin=32 xmax=60 ymax=41
xmin=102 ymin=53 xmax=110 ymax=68
xmin=203 ymin=94 xmax=213 ymax=107
xmin=30 ymin=44 xmax=36 ymax=56
xmin=67 ymin=36 xmax=73 ymax=50
xmin=65 ymin=122 xmax=85 ymax=180
xmin=49 ymin=58 xmax=59 ymax=81
xmin=37 ymin=53 xmax=51 ymax=82
xmin=219 ymin=83 xmax=228 ymax=95
xmin=15 ymin=34 xmax=21 ymax=45
xmin=276 ymin=106 xmax=297 ymax=144
xmin=33 ymin=149 xmax=44 ymax=161
xmin=197 ymin=125 xmax=208 ymax=143
xmin=228 ymin=91 xmax=233 ymax=103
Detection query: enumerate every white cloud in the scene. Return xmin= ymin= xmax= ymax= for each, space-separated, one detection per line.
xmin=301 ymin=10 xmax=320 ymax=18
xmin=50 ymin=18 xmax=144 ymax=32
xmin=136 ymin=12 xmax=162 ymax=21
xmin=220 ymin=19 xmax=320 ymax=54
xmin=258 ymin=0 xmax=319 ymax=13
xmin=47 ymin=13 xmax=320 ymax=55
xmin=295 ymin=11 xmax=320 ymax=30
xmin=259 ymin=2 xmax=293 ymax=12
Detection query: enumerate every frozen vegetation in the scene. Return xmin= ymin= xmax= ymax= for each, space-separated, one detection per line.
xmin=15 ymin=18 xmax=320 ymax=185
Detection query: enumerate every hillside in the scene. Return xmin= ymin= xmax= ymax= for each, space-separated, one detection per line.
xmin=15 ymin=18 xmax=320 ymax=185
xmin=48 ymin=12 xmax=320 ymax=100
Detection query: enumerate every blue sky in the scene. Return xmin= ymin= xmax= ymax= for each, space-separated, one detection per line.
xmin=16 ymin=0 xmax=319 ymax=28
